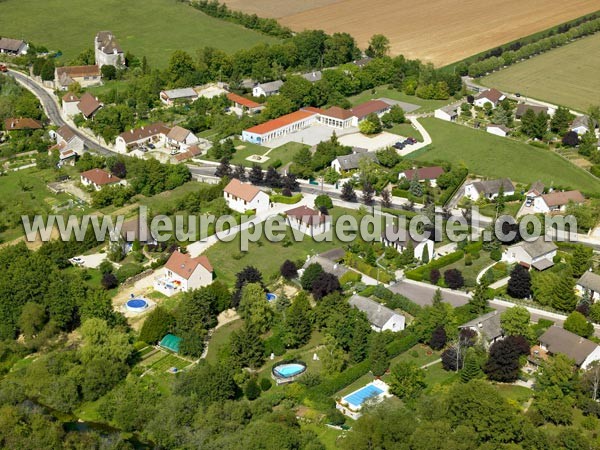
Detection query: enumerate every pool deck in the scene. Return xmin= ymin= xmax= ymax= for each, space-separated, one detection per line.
xmin=336 ymin=380 xmax=391 ymax=420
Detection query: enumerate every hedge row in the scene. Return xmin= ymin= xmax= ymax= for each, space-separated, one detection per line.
xmin=344 ymin=257 xmax=395 ymax=284
xmin=372 ymin=285 xmax=423 ymax=317
xmin=467 ymin=17 xmax=600 ymax=77
xmin=271 ymin=193 xmax=303 ymax=204
xmin=404 ymin=250 xmax=464 ymax=281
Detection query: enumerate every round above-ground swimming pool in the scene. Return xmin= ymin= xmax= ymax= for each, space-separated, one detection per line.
xmin=272 ymin=362 xmax=306 ymax=381
xmin=126 ymin=298 xmax=149 ymax=313
xmin=266 ymin=293 xmax=277 ymax=302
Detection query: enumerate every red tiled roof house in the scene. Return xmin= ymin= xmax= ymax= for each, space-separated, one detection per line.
xmin=80 ymin=168 xmax=123 ymax=190
xmin=223 ymin=178 xmax=270 ymax=214
xmin=399 ymin=166 xmax=445 ymax=187
xmin=154 ymin=250 xmax=214 ymax=297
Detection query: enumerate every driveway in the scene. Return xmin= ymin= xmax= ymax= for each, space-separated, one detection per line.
xmin=388 ymin=279 xmax=470 ymax=307
xmin=77 ymin=252 xmax=107 ymax=269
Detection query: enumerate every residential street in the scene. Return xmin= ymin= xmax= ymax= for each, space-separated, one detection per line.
xmin=8 ymin=69 xmax=117 ymax=156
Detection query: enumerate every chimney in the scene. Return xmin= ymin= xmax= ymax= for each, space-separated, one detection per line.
xmin=478 ymin=322 xmax=483 ymax=328
xmin=108 ymin=173 xmax=112 ymax=178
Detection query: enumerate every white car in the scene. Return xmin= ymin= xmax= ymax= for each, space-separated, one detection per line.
xmin=70 ymin=257 xmax=84 ymax=265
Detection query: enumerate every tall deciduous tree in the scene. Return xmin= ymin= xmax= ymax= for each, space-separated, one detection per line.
xmin=369 ymin=333 xmax=389 ymax=377
xmin=238 ymin=283 xmax=274 ymax=333
xmin=282 ymin=292 xmax=312 ymax=348
xmin=388 ymin=361 xmax=426 ymax=401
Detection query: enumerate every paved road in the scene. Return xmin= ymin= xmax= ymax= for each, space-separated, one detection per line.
xmin=8 ymin=70 xmax=116 ymax=156
xmin=389 ymin=278 xmax=600 ymax=337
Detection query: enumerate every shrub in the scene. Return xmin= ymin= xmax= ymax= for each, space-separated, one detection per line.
xmin=444 ymin=269 xmax=465 ymax=289
xmin=259 ymin=378 xmax=272 ymax=392
xmin=245 ymin=379 xmax=261 ymax=400
xmin=314 ymin=194 xmax=333 ymax=210
xmin=490 ymin=249 xmax=502 ymax=261
xmin=280 ymin=260 xmax=298 ymax=279
xmin=101 ymin=272 xmax=118 ymax=290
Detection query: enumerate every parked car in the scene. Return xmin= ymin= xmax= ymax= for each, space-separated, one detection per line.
xmin=525 ymin=198 xmax=533 ymax=207
xmin=147 ymin=143 xmax=155 ymax=149
xmin=69 ymin=257 xmax=83 ymax=265
xmin=0 ymin=64 xmax=7 ymax=73
xmin=406 ymin=137 xmax=417 ymax=144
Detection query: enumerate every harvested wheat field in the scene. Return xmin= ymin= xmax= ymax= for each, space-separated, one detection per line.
xmin=226 ymin=0 xmax=600 ymax=66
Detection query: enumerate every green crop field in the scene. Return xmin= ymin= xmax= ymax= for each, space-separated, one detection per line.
xmin=411 ymin=118 xmax=600 ymax=194
xmin=0 ymin=0 xmax=276 ymax=68
xmin=480 ymin=33 xmax=600 ymax=112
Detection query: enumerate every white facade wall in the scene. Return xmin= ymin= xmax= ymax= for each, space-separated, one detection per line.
xmin=582 ymin=346 xmax=600 ymax=370
xmin=434 ymin=109 xmax=455 ymax=122
xmin=486 ymin=126 xmax=508 ymax=137
xmin=224 ymin=190 xmax=270 ymax=214
xmin=62 ymin=100 xmax=80 ymax=117
xmin=286 ymin=216 xmax=332 ymax=237
xmin=381 ymin=314 xmax=405 ymax=332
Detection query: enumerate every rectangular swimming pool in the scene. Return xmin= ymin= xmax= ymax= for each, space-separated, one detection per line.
xmin=343 ymin=384 xmax=384 ymax=409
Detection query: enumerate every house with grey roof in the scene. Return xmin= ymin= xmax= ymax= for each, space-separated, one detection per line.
xmin=348 ymin=295 xmax=405 ymax=332
xmin=301 ymin=71 xmax=322 ymax=83
xmin=252 ymin=80 xmax=284 ymax=97
xmin=536 ymin=326 xmax=600 ymax=369
xmin=331 ymin=152 xmax=378 ymax=173
xmin=303 ymin=253 xmax=351 ymax=280
xmin=0 ymin=38 xmax=28 ymax=55
xmin=576 ymin=271 xmax=600 ymax=302
xmin=160 ymin=88 xmax=199 ymax=106
xmin=502 ymin=238 xmax=557 ymax=271
xmin=94 ymin=31 xmax=124 ymax=68
xmin=459 ymin=311 xmax=503 ymax=348
xmin=571 ymin=115 xmax=598 ymax=135
xmin=434 ymin=104 xmax=458 ymax=122
xmin=464 ymin=178 xmax=515 ymax=201
xmin=381 ymin=224 xmax=435 ymax=262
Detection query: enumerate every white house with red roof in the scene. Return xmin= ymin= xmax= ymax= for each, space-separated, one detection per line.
xmin=154 ymin=250 xmax=214 ymax=297
xmin=227 ymin=92 xmax=263 ymax=115
xmin=80 ymin=168 xmax=124 ymax=190
xmin=285 ymin=205 xmax=331 ymax=236
xmin=399 ymin=166 xmax=445 ymax=187
xmin=223 ymin=178 xmax=270 ymax=213
xmin=533 ymin=190 xmax=585 ymax=213
xmin=474 ymin=89 xmax=505 ymax=108
xmin=242 ymin=109 xmax=319 ymax=144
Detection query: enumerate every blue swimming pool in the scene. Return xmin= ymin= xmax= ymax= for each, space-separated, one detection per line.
xmin=266 ymin=293 xmax=277 ymax=302
xmin=273 ymin=362 xmax=306 ymax=378
xmin=126 ymin=298 xmax=149 ymax=313
xmin=343 ymin=384 xmax=384 ymax=408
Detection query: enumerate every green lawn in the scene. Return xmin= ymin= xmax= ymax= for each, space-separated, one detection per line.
xmin=0 ymin=0 xmax=276 ymax=68
xmin=494 ymin=384 xmax=533 ymax=407
xmin=202 ymin=206 xmax=373 ymax=285
xmin=227 ymin=141 xmax=309 ymax=168
xmin=480 ymin=33 xmax=600 ymax=112
xmin=422 ymin=362 xmax=459 ymax=389
xmin=478 ymin=201 xmax=522 ymax=218
xmin=388 ymin=123 xmax=423 ymax=142
xmin=348 ymin=86 xmax=450 ymax=113
xmin=411 ymin=118 xmax=600 ymax=194
xmin=388 ymin=344 xmax=440 ymax=368
xmin=443 ymin=252 xmax=495 ymax=288
xmin=301 ymin=423 xmax=343 ymax=450
xmin=205 ymin=319 xmax=244 ymax=364
xmin=0 ymin=167 xmax=86 ymax=242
